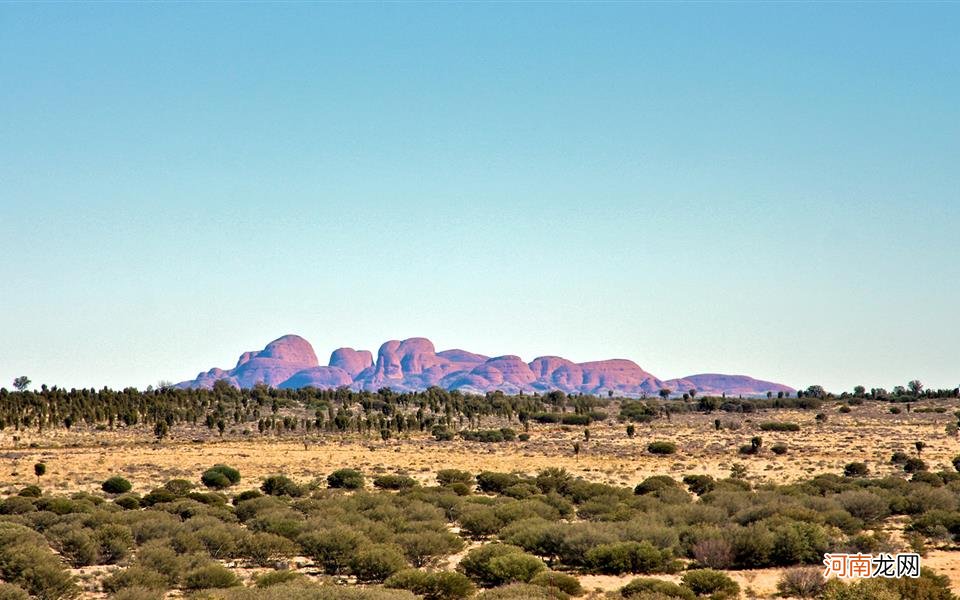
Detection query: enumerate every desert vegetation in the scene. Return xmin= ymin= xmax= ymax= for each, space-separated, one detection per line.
xmin=3 ymin=381 xmax=960 ymax=599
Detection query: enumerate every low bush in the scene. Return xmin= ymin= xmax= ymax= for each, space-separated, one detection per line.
xmin=529 ymin=571 xmax=582 ymax=596
xmin=437 ymin=470 xmax=474 ymax=487
xmin=373 ymin=474 xmax=418 ymax=490
xmin=635 ymin=475 xmax=678 ymax=495
xmin=385 ymin=569 xmax=476 ymax=600
xmin=348 ymin=544 xmax=407 ymax=583
xmin=102 ymin=476 xmax=133 ymax=494
xmin=261 ymin=475 xmax=304 ymax=497
xmin=183 ymin=564 xmax=241 ymax=590
xmin=585 ymin=541 xmax=674 ymax=575
xmin=17 ymin=485 xmax=41 ymax=498
xmin=114 ymin=495 xmax=141 ymax=510
xmin=0 ymin=584 xmax=29 ymax=600
xmin=254 ymin=571 xmax=305 ymax=588
xmin=904 ymin=458 xmax=928 ymax=473
xmin=486 ymin=552 xmax=547 ymax=586
xmin=843 ymin=462 xmax=869 ymax=477
xmin=328 ymin=468 xmax=365 ymax=490
xmin=681 ymin=569 xmax=740 ymax=599
xmin=461 ymin=429 xmax=517 ymax=443
xmin=777 ymin=567 xmax=826 ymax=598
xmin=647 ymin=441 xmax=678 ymax=455
xmin=474 ymin=583 xmax=567 ymax=600
xmin=102 ymin=567 xmax=168 ymax=593
xmin=620 ymin=578 xmax=695 ymax=599
xmin=759 ymin=421 xmax=800 ymax=432
xmin=459 ymin=544 xmax=527 ymax=588
xmin=238 ymin=532 xmax=298 ymax=567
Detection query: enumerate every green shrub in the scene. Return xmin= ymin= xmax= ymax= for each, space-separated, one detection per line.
xmin=620 ymin=578 xmax=695 ymax=599
xmin=52 ymin=527 xmax=100 ymax=567
xmin=682 ymin=475 xmax=716 ymax=495
xmin=201 ymin=470 xmax=232 ymax=490
xmin=163 ymin=479 xmax=195 ymax=495
xmin=758 ymin=421 xmax=800 ymax=432
xmin=327 ymin=468 xmax=365 ymax=490
xmin=584 ymin=541 xmax=673 ymax=575
xmin=102 ymin=567 xmax=168 ymax=593
xmin=0 ymin=584 xmax=30 ymax=600
xmin=373 ymin=474 xmax=418 ymax=490
xmin=904 ymin=458 xmax=928 ymax=473
xmin=432 ymin=428 xmax=455 ymax=441
xmin=459 ymin=544 xmax=526 ymax=587
xmin=261 ymin=475 xmax=304 ymax=497
xmin=529 ymin=571 xmax=583 ymax=596
xmin=299 ymin=526 xmax=370 ymax=575
xmin=238 ymin=532 xmax=298 ymax=567
xmin=17 ymin=485 xmax=41 ymax=498
xmin=102 ymin=476 xmax=133 ymax=494
xmin=254 ymin=571 xmax=305 ymax=588
xmin=183 ymin=564 xmax=240 ymax=590
xmin=396 ymin=530 xmax=465 ymax=567
xmin=475 ymin=583 xmax=568 ymax=600
xmin=437 ymin=470 xmax=474 ymax=487
xmin=892 ymin=451 xmax=910 ymax=464
xmin=94 ymin=524 xmax=134 ymax=564
xmin=141 ymin=488 xmax=177 ymax=506
xmin=0 ymin=540 xmax=78 ymax=600
xmin=114 ymin=495 xmax=141 ymax=510
xmin=233 ymin=489 xmax=263 ymax=504
xmin=133 ymin=541 xmax=183 ymax=585
xmin=647 ymin=441 xmax=678 ymax=455
xmin=680 ymin=569 xmax=740 ymax=599
xmin=461 ymin=428 xmax=517 ymax=443
xmin=771 ymin=443 xmax=788 ymax=455
xmin=476 ymin=472 xmax=522 ymax=494
xmin=385 ymin=569 xmax=476 ymax=600
xmin=348 ymin=544 xmax=407 ymax=583
xmin=0 ymin=496 xmax=35 ymax=515
xmin=635 ymin=475 xmax=678 ymax=495
xmin=486 ymin=552 xmax=547 ymax=585
xmin=843 ymin=462 xmax=869 ymax=477
xmin=460 ymin=507 xmax=505 ymax=538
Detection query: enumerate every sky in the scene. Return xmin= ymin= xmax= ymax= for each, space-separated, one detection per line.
xmin=1 ymin=3 xmax=958 ymax=394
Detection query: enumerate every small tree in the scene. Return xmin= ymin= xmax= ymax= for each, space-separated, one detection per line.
xmin=34 ymin=462 xmax=46 ymax=483
xmin=659 ymin=388 xmax=672 ymax=400
xmin=915 ymin=441 xmax=926 ymax=457
xmin=626 ymin=424 xmax=635 ymax=438
xmin=153 ymin=420 xmax=169 ymax=441
xmin=908 ymin=380 xmax=924 ymax=396
xmin=572 ymin=442 xmax=581 ymax=461
xmin=12 ymin=376 xmax=30 ymax=392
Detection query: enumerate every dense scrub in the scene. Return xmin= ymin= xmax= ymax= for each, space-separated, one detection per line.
xmin=2 ymin=456 xmax=960 ymax=599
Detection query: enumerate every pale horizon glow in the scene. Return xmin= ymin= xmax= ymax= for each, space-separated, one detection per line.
xmin=1 ymin=4 xmax=958 ymax=393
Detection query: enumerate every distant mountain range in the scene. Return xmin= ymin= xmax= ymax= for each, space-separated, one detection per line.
xmin=176 ymin=334 xmax=794 ymax=398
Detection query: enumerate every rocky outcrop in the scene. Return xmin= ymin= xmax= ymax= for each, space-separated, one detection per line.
xmin=176 ymin=334 xmax=794 ymax=397
xmin=329 ymin=348 xmax=374 ymax=377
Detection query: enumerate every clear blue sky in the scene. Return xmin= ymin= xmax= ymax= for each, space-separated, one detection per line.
xmin=1 ymin=3 xmax=957 ymax=393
